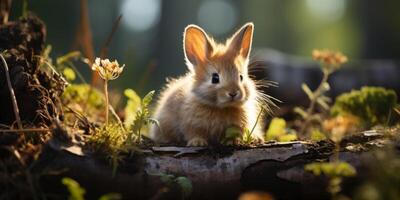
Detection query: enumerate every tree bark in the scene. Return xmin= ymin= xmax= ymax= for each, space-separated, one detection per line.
xmin=34 ymin=131 xmax=387 ymax=200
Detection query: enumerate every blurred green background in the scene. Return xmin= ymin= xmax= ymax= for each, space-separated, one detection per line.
xmin=8 ymin=0 xmax=400 ymax=100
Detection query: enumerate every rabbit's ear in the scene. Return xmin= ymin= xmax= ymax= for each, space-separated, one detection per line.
xmin=227 ymin=22 xmax=254 ymax=59
xmin=183 ymin=25 xmax=213 ymax=67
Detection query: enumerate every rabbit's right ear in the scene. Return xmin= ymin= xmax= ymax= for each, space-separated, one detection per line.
xmin=183 ymin=25 xmax=213 ymax=68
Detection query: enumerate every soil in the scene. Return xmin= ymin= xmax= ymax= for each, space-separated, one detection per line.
xmin=0 ymin=13 xmax=64 ymax=128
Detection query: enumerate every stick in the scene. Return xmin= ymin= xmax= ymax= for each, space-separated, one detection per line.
xmin=0 ymin=53 xmax=23 ymax=130
xmin=0 ymin=128 xmax=50 ymax=133
xmin=100 ymin=15 xmax=123 ymax=59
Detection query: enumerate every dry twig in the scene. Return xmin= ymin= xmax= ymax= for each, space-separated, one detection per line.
xmin=0 ymin=53 xmax=23 ymax=130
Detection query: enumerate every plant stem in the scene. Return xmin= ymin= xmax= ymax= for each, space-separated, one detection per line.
xmin=0 ymin=53 xmax=23 ymax=130
xmin=104 ymin=79 xmax=109 ymax=125
xmin=334 ymin=142 xmax=340 ymax=162
xmin=300 ymin=69 xmax=330 ymax=136
xmin=250 ymin=106 xmax=265 ymax=136
xmin=137 ymin=123 xmax=141 ymax=144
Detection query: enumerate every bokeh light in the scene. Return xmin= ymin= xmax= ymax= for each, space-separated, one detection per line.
xmin=197 ymin=0 xmax=238 ymax=35
xmin=120 ymin=0 xmax=161 ymax=32
xmin=305 ymin=0 xmax=346 ymax=22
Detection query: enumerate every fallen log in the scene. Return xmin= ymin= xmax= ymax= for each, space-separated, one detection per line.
xmin=32 ymin=131 xmax=390 ymax=200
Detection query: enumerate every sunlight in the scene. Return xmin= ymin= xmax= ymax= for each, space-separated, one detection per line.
xmin=197 ymin=0 xmax=238 ymax=35
xmin=306 ymin=0 xmax=346 ymax=22
xmin=120 ymin=0 xmax=161 ymax=32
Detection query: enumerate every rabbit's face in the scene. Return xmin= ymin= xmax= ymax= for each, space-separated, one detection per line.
xmin=183 ymin=23 xmax=254 ymax=108
xmin=191 ymin=56 xmax=252 ymax=107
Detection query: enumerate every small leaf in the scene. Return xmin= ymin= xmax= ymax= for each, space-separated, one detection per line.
xmin=304 ymin=161 xmax=356 ymax=178
xmin=317 ymin=98 xmax=330 ymax=110
xmin=294 ymin=107 xmax=308 ymax=119
xmin=160 ymin=174 xmax=175 ymax=184
xmin=335 ymin=162 xmax=357 ymax=177
xmin=175 ymin=176 xmax=193 ymax=198
xmin=224 ymin=126 xmax=242 ymax=140
xmin=142 ymin=90 xmax=155 ymax=107
xmin=304 ymin=163 xmax=322 ymax=176
xmin=62 ymin=177 xmax=85 ymax=200
xmin=99 ymin=193 xmax=122 ymax=200
xmin=124 ymin=89 xmax=140 ymax=101
xmin=63 ymin=67 xmax=76 ymax=81
xmin=320 ymin=95 xmax=332 ymax=103
xmin=321 ymin=82 xmax=331 ymax=93
xmin=124 ymin=89 xmax=141 ymax=128
xmin=310 ymin=129 xmax=327 ymax=141
xmin=57 ymin=51 xmax=81 ymax=65
xmin=394 ymin=105 xmax=400 ymax=116
xmin=43 ymin=45 xmax=52 ymax=59
xmin=302 ymin=83 xmax=314 ymax=100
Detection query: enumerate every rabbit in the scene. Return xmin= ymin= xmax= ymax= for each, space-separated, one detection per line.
xmin=150 ymin=22 xmax=269 ymax=146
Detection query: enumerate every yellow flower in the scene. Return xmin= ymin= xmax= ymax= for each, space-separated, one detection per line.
xmin=91 ymin=57 xmax=125 ymax=80
xmin=323 ymin=115 xmax=359 ymax=143
xmin=312 ymin=49 xmax=348 ymax=71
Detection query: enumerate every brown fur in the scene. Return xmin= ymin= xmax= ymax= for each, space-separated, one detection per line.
xmin=150 ymin=23 xmax=265 ymax=146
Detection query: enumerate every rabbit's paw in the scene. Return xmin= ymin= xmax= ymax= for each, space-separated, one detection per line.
xmin=187 ymin=137 xmax=208 ymax=146
xmin=252 ymin=135 xmax=265 ymax=145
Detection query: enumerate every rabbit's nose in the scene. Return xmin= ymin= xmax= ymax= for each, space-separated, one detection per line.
xmin=229 ymin=91 xmax=238 ymax=98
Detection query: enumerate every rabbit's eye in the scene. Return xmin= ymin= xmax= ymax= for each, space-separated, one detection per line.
xmin=211 ymin=73 xmax=220 ymax=84
xmin=240 ymin=75 xmax=243 ymax=81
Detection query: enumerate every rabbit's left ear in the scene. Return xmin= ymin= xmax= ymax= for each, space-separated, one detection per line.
xmin=227 ymin=22 xmax=254 ymax=59
xmin=183 ymin=24 xmax=213 ymax=67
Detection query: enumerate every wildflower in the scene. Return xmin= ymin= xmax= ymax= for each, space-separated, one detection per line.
xmin=91 ymin=57 xmax=125 ymax=80
xmin=312 ymin=49 xmax=348 ymax=71
xmin=91 ymin=57 xmax=125 ymax=125
xmin=323 ymin=115 xmax=359 ymax=143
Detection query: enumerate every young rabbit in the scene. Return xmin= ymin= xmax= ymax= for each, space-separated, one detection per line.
xmin=150 ymin=22 xmax=267 ymax=146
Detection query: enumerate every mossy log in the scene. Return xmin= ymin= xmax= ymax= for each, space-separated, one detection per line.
xmin=34 ymin=131 xmax=386 ymax=200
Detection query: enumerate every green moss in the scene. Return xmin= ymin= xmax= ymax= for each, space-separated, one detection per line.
xmin=305 ymin=161 xmax=356 ymax=178
xmin=310 ymin=129 xmax=327 ymax=141
xmin=62 ymin=84 xmax=104 ymax=109
xmin=331 ymin=87 xmax=398 ymax=127
xmin=265 ymin=118 xmax=298 ymax=142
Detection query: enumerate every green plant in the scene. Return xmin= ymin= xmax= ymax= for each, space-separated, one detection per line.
xmin=62 ymin=84 xmax=104 ymax=109
xmin=152 ymin=173 xmax=193 ymax=199
xmin=265 ymin=118 xmax=298 ymax=142
xmin=295 ymin=49 xmax=347 ymax=136
xmin=62 ymin=177 xmax=85 ymax=200
xmin=222 ymin=126 xmax=242 ymax=145
xmin=62 ymin=177 xmax=121 ymax=200
xmin=38 ymin=47 xmax=86 ymax=84
xmin=331 ymin=86 xmax=398 ymax=127
xmin=89 ymin=123 xmax=130 ymax=176
xmin=123 ymin=89 xmax=141 ymax=129
xmin=124 ymin=89 xmax=156 ymax=144
xmin=56 ymin=51 xmax=86 ymax=83
xmin=222 ymin=106 xmax=266 ymax=145
xmin=310 ymin=129 xmax=327 ymax=141
xmin=305 ymin=161 xmax=356 ymax=198
xmin=88 ymin=89 xmax=155 ymax=175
